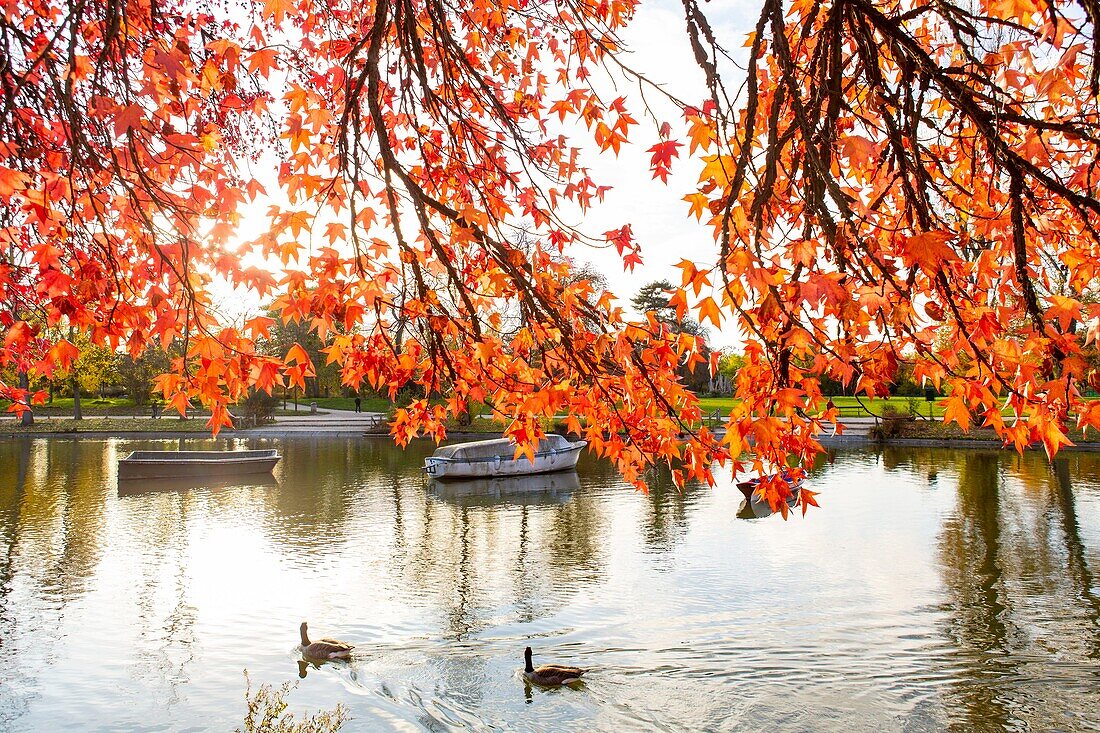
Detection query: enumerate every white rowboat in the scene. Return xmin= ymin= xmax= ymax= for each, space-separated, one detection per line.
xmin=118 ymin=450 xmax=280 ymax=480
xmin=735 ymin=471 xmax=803 ymax=501
xmin=423 ymin=436 xmax=586 ymax=479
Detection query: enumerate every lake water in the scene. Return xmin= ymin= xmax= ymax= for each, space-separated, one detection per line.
xmin=0 ymin=437 xmax=1098 ymax=732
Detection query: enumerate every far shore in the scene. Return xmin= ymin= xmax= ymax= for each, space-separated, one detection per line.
xmin=5 ymin=415 xmax=1100 ymax=453
xmin=817 ymin=434 xmax=1100 ymax=452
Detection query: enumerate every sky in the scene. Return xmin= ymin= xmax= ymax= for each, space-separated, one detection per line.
xmin=553 ymin=0 xmax=754 ymax=349
xmin=218 ymin=0 xmax=759 ymax=350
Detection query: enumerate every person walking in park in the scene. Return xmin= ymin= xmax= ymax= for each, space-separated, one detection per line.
xmin=354 ymin=396 xmax=361 ymax=413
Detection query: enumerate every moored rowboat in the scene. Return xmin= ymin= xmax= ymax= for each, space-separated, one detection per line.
xmin=737 ymin=488 xmax=802 ymax=519
xmin=423 ymin=435 xmax=586 ymax=479
xmin=117 ymin=450 xmax=281 ymax=480
xmin=736 ymin=471 xmax=803 ymax=501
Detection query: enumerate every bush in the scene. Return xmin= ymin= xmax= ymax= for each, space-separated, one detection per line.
xmin=239 ymin=390 xmax=279 ymax=426
xmin=393 ymin=387 xmax=418 ymax=407
xmin=870 ymin=405 xmax=913 ymax=441
xmin=237 ymin=672 xmax=347 ymax=733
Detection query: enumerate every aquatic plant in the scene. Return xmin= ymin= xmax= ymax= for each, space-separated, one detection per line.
xmin=237 ymin=672 xmax=348 ymax=733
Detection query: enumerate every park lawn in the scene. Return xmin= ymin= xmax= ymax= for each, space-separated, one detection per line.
xmin=5 ymin=394 xmax=479 ymax=418
xmin=38 ymin=396 xmax=135 ymax=409
xmin=695 ymin=394 xmax=945 ymax=417
xmin=0 ymin=417 xmax=216 ymax=434
xmin=3 ymin=396 xmax=139 ymax=413
xmin=695 ymin=394 xmax=1100 ymax=418
xmin=14 ymin=392 xmax=1096 ymax=423
xmin=5 ymin=395 xmax=395 ymax=417
xmin=888 ymin=419 xmax=1100 ymax=444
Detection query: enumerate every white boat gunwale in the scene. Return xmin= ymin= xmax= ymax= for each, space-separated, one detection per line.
xmin=425 ymin=443 xmax=582 ymax=466
xmin=121 ymin=449 xmax=280 ymax=463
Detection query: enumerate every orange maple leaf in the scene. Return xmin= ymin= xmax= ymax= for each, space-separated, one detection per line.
xmin=696 ymin=296 xmax=722 ymax=327
xmin=902 ymin=231 xmax=958 ymax=274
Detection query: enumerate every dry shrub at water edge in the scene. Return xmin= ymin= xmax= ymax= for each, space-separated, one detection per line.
xmin=237 ymin=671 xmax=348 ymax=733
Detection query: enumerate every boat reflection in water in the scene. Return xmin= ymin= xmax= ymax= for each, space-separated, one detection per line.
xmin=427 ymin=470 xmax=579 ymax=507
xmin=117 ymin=474 xmax=280 ymax=496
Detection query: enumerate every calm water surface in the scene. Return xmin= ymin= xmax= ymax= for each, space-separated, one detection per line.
xmin=0 ymin=437 xmax=1098 ymax=732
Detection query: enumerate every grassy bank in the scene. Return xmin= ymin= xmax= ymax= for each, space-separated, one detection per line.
xmin=0 ymin=417 xmax=217 ymax=434
xmin=876 ymin=418 xmax=1100 ymax=445
xmin=4 ymin=393 xmax=950 ymax=419
xmin=2 ymin=395 xmax=393 ymax=418
xmin=695 ymin=394 xmax=944 ymax=418
xmin=2 ymin=396 xmax=149 ymax=417
xmin=16 ymin=393 xmax=1091 ymax=429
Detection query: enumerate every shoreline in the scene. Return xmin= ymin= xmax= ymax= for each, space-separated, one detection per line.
xmin=817 ymin=434 xmax=1100 ymax=451
xmin=7 ymin=426 xmax=1100 ymax=453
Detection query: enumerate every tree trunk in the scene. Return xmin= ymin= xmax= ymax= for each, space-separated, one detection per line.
xmin=18 ymin=370 xmax=32 ymax=426
xmin=72 ymin=375 xmax=82 ymax=420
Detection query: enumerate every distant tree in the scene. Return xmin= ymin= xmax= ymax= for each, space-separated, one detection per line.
xmin=17 ymin=369 xmax=31 ymax=426
xmin=717 ymin=352 xmax=745 ymax=384
xmin=258 ymin=309 xmax=341 ymax=399
xmin=64 ymin=334 xmax=118 ymax=419
xmin=118 ymin=347 xmax=172 ymax=406
xmin=72 ymin=337 xmax=119 ymax=400
xmin=890 ymin=362 xmax=923 ymax=397
xmin=631 ymin=280 xmax=706 ymax=338
xmin=569 ymin=262 xmax=609 ymax=293
xmin=816 ymin=374 xmax=848 ymax=398
xmin=632 ymin=280 xmax=710 ymax=392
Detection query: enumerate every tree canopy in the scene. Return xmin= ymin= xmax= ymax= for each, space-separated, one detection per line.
xmin=4 ymin=0 xmax=1100 ymax=511
xmin=633 ymin=279 xmax=712 ymax=392
xmin=631 ymin=280 xmax=707 ymax=339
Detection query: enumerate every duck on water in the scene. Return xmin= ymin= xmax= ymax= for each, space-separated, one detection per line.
xmin=523 ymin=646 xmax=585 ymax=686
xmin=299 ymin=622 xmax=354 ymax=660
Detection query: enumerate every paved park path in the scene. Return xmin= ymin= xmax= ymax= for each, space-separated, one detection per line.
xmin=251 ymin=407 xmax=387 ymax=436
xmin=0 ymin=405 xmax=387 ymax=436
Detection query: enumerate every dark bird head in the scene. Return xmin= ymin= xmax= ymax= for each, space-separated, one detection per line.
xmin=524 ymin=646 xmax=533 ymax=672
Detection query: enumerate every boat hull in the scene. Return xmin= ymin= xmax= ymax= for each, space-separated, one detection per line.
xmin=424 ymin=441 xmax=585 ymax=479
xmin=117 ymin=450 xmax=281 ymax=480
